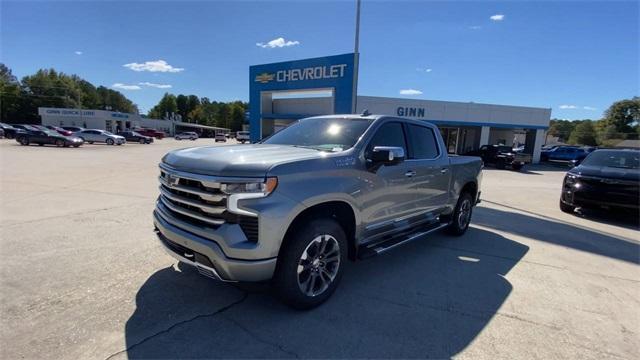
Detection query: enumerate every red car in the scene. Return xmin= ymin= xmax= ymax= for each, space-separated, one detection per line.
xmin=45 ymin=125 xmax=73 ymax=136
xmin=135 ymin=128 xmax=165 ymax=139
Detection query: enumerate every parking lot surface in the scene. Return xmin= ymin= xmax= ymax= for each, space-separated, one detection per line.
xmin=1 ymin=138 xmax=638 ymax=359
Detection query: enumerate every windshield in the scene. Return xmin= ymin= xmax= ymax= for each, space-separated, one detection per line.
xmin=581 ymin=150 xmax=640 ymax=169
xmin=261 ymin=117 xmax=373 ymax=152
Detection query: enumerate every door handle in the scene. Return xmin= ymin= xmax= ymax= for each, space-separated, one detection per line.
xmin=440 ymin=168 xmax=449 ymax=174
xmin=405 ymin=170 xmax=416 ymax=177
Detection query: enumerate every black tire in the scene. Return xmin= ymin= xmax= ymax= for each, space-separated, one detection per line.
xmin=6 ymin=133 xmax=14 ymax=139
xmin=176 ymin=137 xmax=182 ymax=140
xmin=55 ymin=139 xmax=64 ymax=147
xmin=559 ymin=200 xmax=575 ymax=213
xmin=139 ymin=138 xmax=145 ymax=144
xmin=20 ymin=137 xmax=29 ymax=146
xmin=495 ymin=158 xmax=506 ymax=169
xmin=73 ymin=144 xmax=80 ymax=148
xmin=273 ymin=218 xmax=347 ymax=310
xmin=106 ymin=138 xmax=114 ymax=145
xmin=512 ymin=163 xmax=523 ymax=171
xmin=446 ymin=192 xmax=474 ymax=236
xmin=88 ymin=141 xmax=93 ymax=144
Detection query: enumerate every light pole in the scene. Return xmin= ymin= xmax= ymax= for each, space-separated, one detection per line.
xmin=352 ymin=0 xmax=361 ymax=114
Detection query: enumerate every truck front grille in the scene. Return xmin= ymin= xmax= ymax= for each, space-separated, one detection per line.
xmin=158 ymin=166 xmax=259 ymax=242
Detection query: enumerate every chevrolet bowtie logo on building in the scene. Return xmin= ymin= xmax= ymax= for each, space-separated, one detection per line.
xmin=255 ymin=72 xmax=275 ymax=83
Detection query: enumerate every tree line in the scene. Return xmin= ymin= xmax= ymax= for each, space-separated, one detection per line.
xmin=0 ymin=64 xmax=138 ymax=122
xmin=547 ymin=97 xmax=640 ymax=146
xmin=148 ymin=93 xmax=247 ymax=132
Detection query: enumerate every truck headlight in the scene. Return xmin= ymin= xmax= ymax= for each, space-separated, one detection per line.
xmin=223 ymin=178 xmax=278 ymax=217
xmin=564 ymin=174 xmax=580 ymax=188
xmin=221 ymin=177 xmax=278 ymax=196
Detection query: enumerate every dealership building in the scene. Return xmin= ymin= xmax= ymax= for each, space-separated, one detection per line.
xmin=38 ymin=107 xmax=226 ymax=136
xmin=250 ymin=53 xmax=551 ymax=163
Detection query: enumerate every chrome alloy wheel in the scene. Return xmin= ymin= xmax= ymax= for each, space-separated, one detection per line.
xmin=297 ymin=235 xmax=340 ymax=297
xmin=458 ymin=198 xmax=472 ymax=228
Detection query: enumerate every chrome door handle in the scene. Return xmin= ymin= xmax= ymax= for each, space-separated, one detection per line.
xmin=440 ymin=168 xmax=449 ymax=174
xmin=405 ymin=170 xmax=416 ymax=177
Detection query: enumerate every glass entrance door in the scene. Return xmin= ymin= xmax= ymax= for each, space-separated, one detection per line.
xmin=439 ymin=127 xmax=459 ymax=154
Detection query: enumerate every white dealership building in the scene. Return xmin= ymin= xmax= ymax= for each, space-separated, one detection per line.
xmin=38 ymin=107 xmax=227 ymax=136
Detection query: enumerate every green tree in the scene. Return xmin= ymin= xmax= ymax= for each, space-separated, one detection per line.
xmin=0 ymin=63 xmax=25 ymax=121
xmin=547 ymin=119 xmax=577 ymax=142
xmin=229 ymin=103 xmax=246 ymax=132
xmin=148 ymin=93 xmax=178 ymax=119
xmin=568 ymin=120 xmax=598 ymax=146
xmin=603 ymin=97 xmax=640 ymax=136
xmin=216 ymin=103 xmax=230 ymax=128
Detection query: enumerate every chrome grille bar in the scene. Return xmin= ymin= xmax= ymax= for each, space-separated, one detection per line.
xmin=159 ymin=196 xmax=225 ymax=226
xmin=158 ymin=176 xmax=225 ymax=202
xmin=159 ymin=186 xmax=226 ymax=215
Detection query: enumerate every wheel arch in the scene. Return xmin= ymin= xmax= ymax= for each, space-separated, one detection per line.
xmin=282 ymin=200 xmax=358 ymax=261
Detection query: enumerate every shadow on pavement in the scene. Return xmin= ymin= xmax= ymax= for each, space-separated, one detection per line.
xmin=475 ymin=206 xmax=640 ymax=264
xmin=121 ymin=227 xmax=528 ymax=358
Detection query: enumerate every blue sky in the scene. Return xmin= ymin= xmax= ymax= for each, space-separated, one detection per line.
xmin=2 ymin=0 xmax=638 ymax=119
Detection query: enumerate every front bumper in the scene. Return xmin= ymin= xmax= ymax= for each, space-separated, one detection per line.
xmin=154 ymin=209 xmax=277 ymax=282
xmin=561 ymin=177 xmax=640 ymax=210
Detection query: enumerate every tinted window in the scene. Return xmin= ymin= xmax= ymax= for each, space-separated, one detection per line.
xmin=407 ymin=124 xmax=439 ymax=159
xmin=367 ymin=122 xmax=407 ymax=153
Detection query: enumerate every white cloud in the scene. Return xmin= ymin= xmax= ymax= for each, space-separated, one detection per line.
xmin=469 ymin=25 xmax=483 ymax=30
xmin=256 ymin=37 xmax=300 ymax=49
xmin=559 ymin=104 xmax=578 ymax=109
xmin=490 ymin=14 xmax=505 ymax=21
xmin=583 ymin=106 xmax=597 ymax=111
xmin=112 ymin=83 xmax=141 ymax=90
xmin=123 ymin=60 xmax=184 ymax=73
xmin=139 ymin=82 xmax=172 ymax=89
xmin=416 ymin=67 xmax=433 ymax=73
xmin=74 ymin=51 xmax=83 ymax=55
xmin=400 ymin=89 xmax=423 ymax=95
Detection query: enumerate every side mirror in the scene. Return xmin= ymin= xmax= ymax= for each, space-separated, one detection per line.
xmin=569 ymin=159 xmax=582 ymax=168
xmin=368 ymin=146 xmax=405 ymax=169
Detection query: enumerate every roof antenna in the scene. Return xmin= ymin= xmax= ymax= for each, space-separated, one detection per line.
xmin=361 ymin=109 xmax=370 ymax=116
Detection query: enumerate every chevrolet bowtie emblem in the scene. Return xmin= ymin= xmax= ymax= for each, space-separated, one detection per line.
xmin=255 ymin=72 xmax=275 ymax=83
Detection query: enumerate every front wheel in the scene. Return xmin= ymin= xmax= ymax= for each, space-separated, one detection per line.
xmin=446 ymin=192 xmax=474 ymax=236
xmin=106 ymin=138 xmax=114 ymax=145
xmin=20 ymin=137 xmax=29 ymax=146
xmin=273 ymin=218 xmax=347 ymax=310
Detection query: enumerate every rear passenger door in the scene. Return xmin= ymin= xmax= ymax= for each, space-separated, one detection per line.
xmin=405 ymin=123 xmax=451 ymax=214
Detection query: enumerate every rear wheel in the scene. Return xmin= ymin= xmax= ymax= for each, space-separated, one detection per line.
xmin=559 ymin=200 xmax=575 ymax=213
xmin=446 ymin=192 xmax=474 ymax=236
xmin=20 ymin=137 xmax=29 ymax=146
xmin=274 ymin=218 xmax=346 ymax=310
xmin=106 ymin=138 xmax=114 ymax=145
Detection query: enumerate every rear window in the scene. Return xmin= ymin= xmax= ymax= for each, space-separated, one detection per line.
xmin=406 ymin=124 xmax=439 ymax=159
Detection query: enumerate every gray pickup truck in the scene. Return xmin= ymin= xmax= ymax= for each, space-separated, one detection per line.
xmin=154 ymin=114 xmax=483 ymax=309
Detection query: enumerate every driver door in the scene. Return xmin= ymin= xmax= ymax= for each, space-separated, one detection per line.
xmin=360 ymin=121 xmax=418 ymax=235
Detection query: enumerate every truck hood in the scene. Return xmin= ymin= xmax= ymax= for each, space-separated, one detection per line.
xmin=571 ymin=165 xmax=640 ymax=182
xmin=162 ymin=144 xmax=324 ymax=177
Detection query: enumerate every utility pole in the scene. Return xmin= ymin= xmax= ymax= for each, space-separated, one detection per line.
xmin=351 ymin=0 xmax=361 ymax=114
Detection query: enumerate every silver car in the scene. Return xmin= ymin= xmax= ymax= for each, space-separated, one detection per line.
xmin=74 ymin=129 xmax=126 ymax=145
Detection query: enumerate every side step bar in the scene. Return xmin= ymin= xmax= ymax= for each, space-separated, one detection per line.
xmin=357 ymin=221 xmax=450 ymax=259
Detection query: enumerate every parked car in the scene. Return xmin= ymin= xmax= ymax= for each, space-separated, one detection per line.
xmin=73 ymin=129 xmax=126 ymax=145
xmin=61 ymin=126 xmax=85 ymax=133
xmin=541 ymin=146 xmax=589 ymax=162
xmin=117 ymin=131 xmax=154 ymax=144
xmin=214 ymin=133 xmax=227 ymax=142
xmin=135 ymin=128 xmax=165 ymax=139
xmin=560 ymin=149 xmax=639 ymax=213
xmin=0 ymin=128 xmax=4 ymax=138
xmin=154 ymin=114 xmax=483 ymax=309
xmin=236 ymin=131 xmax=250 ymax=144
xmin=15 ymin=129 xmax=84 ymax=147
xmin=45 ymin=125 xmax=73 ymax=136
xmin=465 ymin=145 xmax=531 ymax=171
xmin=0 ymin=123 xmax=21 ymax=139
xmin=12 ymin=124 xmax=40 ymax=132
xmin=174 ymin=132 xmax=198 ymax=140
